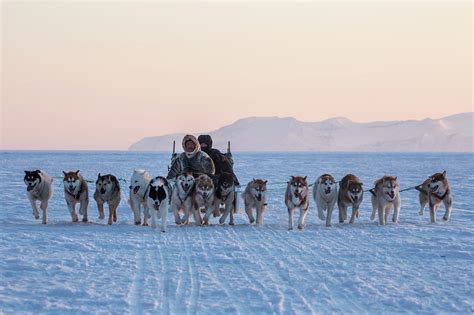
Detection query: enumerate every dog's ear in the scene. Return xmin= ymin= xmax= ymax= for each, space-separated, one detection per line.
xmin=24 ymin=170 xmax=28 ymax=174
xmin=442 ymin=170 xmax=446 ymax=177
xmin=75 ymin=170 xmax=80 ymax=175
xmin=394 ymin=176 xmax=397 ymax=181
xmin=253 ymin=178 xmax=256 ymax=182
xmin=97 ymin=173 xmax=101 ymax=180
xmin=63 ymin=171 xmax=67 ymax=177
xmin=290 ymin=176 xmax=295 ymax=181
xmin=35 ymin=170 xmax=41 ymax=174
xmin=263 ymin=180 xmax=268 ymax=184
xmin=303 ymin=176 xmax=307 ymax=181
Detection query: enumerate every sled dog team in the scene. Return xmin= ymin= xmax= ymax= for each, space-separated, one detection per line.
xmin=24 ymin=169 xmax=453 ymax=231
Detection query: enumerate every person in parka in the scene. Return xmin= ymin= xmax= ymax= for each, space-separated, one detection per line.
xmin=166 ymin=135 xmax=215 ymax=179
xmin=197 ymin=135 xmax=240 ymax=186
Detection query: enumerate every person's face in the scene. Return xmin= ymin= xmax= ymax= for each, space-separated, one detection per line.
xmin=185 ymin=141 xmax=196 ymax=152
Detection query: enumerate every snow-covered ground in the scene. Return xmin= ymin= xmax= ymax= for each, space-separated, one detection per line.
xmin=1 ymin=151 xmax=473 ymax=314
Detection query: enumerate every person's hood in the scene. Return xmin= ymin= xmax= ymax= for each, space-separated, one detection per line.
xmin=182 ymin=135 xmax=200 ymax=158
xmin=198 ymin=135 xmax=213 ymax=152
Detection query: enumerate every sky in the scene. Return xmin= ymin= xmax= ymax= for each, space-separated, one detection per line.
xmin=1 ymin=1 xmax=472 ymax=150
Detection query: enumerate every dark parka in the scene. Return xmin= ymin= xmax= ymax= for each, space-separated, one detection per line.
xmin=166 ymin=135 xmax=215 ymax=179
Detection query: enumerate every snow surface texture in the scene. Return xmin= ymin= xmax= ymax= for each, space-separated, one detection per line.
xmin=129 ymin=112 xmax=474 ymax=152
xmin=1 ymin=151 xmax=473 ymax=314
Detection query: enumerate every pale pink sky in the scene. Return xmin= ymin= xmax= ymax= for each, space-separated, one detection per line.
xmin=1 ymin=2 xmax=472 ymax=150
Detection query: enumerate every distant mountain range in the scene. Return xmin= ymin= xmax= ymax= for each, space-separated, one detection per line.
xmin=129 ymin=112 xmax=473 ymax=152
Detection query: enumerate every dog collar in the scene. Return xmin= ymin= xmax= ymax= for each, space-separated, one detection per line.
xmin=432 ymin=188 xmax=449 ymax=201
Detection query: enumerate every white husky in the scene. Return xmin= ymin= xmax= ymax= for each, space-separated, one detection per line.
xmin=129 ymin=169 xmax=151 ymax=226
xmin=145 ymin=176 xmax=170 ymax=232
xmin=313 ymin=174 xmax=338 ymax=227
xmin=24 ymin=170 xmax=53 ymax=224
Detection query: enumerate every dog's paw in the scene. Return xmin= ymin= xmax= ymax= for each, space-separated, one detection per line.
xmin=175 ymin=220 xmax=182 ymax=225
xmin=418 ymin=211 xmax=424 ymax=216
xmin=297 ymin=224 xmax=305 ymax=230
xmin=326 ymin=224 xmax=332 ymax=227
xmin=443 ymin=216 xmax=449 ymax=221
xmin=229 ymin=221 xmax=235 ymax=226
xmin=219 ymin=218 xmax=225 ymax=225
xmin=108 ymin=220 xmax=113 ymax=225
xmin=288 ymin=227 xmax=293 ymax=231
xmin=249 ymin=218 xmax=255 ymax=224
xmin=33 ymin=214 xmax=40 ymax=220
xmin=99 ymin=214 xmax=105 ymax=220
xmin=318 ymin=213 xmax=325 ymax=221
xmin=82 ymin=218 xmax=88 ymax=223
xmin=72 ymin=217 xmax=79 ymax=223
xmin=142 ymin=222 xmax=149 ymax=227
xmin=135 ymin=220 xmax=141 ymax=225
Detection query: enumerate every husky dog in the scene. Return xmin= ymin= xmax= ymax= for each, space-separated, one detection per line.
xmin=285 ymin=176 xmax=310 ymax=230
xmin=214 ymin=172 xmax=236 ymax=225
xmin=94 ymin=173 xmax=121 ymax=225
xmin=337 ymin=174 xmax=363 ymax=224
xmin=24 ymin=170 xmax=53 ymax=224
xmin=170 ymin=172 xmax=195 ymax=224
xmin=129 ymin=169 xmax=152 ymax=226
xmin=370 ymin=176 xmax=401 ymax=225
xmin=418 ymin=171 xmax=452 ymax=223
xmin=313 ymin=174 xmax=338 ymax=227
xmin=242 ymin=179 xmax=267 ymax=225
xmin=145 ymin=176 xmax=170 ymax=232
xmin=63 ymin=170 xmax=89 ymax=222
xmin=195 ymin=175 xmax=216 ymax=225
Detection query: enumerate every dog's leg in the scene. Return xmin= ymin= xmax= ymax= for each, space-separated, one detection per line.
xmin=256 ymin=204 xmax=266 ymax=225
xmin=384 ymin=206 xmax=390 ymax=224
xmin=97 ymin=201 xmax=105 ymax=220
xmin=108 ymin=204 xmax=115 ymax=225
xmin=326 ymin=204 xmax=334 ymax=227
xmin=142 ymin=201 xmax=149 ymax=226
xmin=338 ymin=203 xmax=346 ymax=223
xmin=193 ymin=207 xmax=202 ymax=226
xmin=151 ymin=209 xmax=158 ymax=229
xmin=160 ymin=206 xmax=168 ymax=232
xmin=229 ymin=205 xmax=235 ymax=226
xmin=245 ymin=203 xmax=255 ymax=224
xmin=297 ymin=208 xmax=308 ymax=230
xmin=370 ymin=197 xmax=377 ymax=221
xmin=173 ymin=204 xmax=182 ymax=225
xmin=349 ymin=205 xmax=358 ymax=224
xmin=443 ymin=197 xmax=452 ymax=221
xmin=202 ymin=206 xmax=214 ymax=225
xmin=68 ymin=200 xmax=79 ymax=222
xmin=378 ymin=205 xmax=385 ymax=225
xmin=182 ymin=205 xmax=191 ymax=225
xmin=419 ymin=193 xmax=428 ymax=216
xmin=219 ymin=202 xmax=230 ymax=225
xmin=40 ymin=200 xmax=48 ymax=224
xmin=317 ymin=203 xmax=326 ymax=221
xmin=30 ymin=198 xmax=40 ymax=220
xmin=288 ymin=207 xmax=295 ymax=230
xmin=429 ymin=200 xmax=440 ymax=223
xmin=392 ymin=202 xmax=400 ymax=223
xmin=131 ymin=199 xmax=141 ymax=225
xmin=80 ymin=199 xmax=89 ymax=223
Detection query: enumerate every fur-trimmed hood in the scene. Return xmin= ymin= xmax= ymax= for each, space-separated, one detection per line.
xmin=182 ymin=135 xmax=201 ymax=159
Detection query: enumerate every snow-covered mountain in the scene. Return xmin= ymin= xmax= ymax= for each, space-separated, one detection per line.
xmin=129 ymin=112 xmax=473 ymax=152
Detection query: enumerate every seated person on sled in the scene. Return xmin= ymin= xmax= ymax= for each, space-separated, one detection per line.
xmin=198 ymin=135 xmax=240 ymax=186
xmin=166 ymin=135 xmax=215 ymax=179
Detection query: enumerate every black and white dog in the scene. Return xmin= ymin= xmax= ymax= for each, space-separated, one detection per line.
xmin=145 ymin=176 xmax=171 ymax=232
xmin=24 ymin=170 xmax=53 ymax=224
